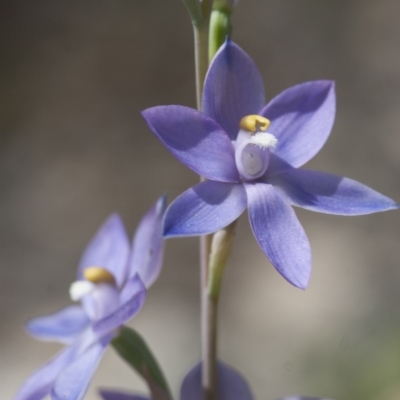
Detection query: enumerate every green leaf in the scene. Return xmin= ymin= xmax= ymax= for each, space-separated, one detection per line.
xmin=112 ymin=326 xmax=172 ymax=400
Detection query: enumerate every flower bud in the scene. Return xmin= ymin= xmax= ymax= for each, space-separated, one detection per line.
xmin=209 ymin=9 xmax=232 ymax=61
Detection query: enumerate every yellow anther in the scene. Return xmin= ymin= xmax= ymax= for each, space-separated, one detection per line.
xmin=83 ymin=267 xmax=116 ymax=285
xmin=239 ymin=115 xmax=271 ymax=132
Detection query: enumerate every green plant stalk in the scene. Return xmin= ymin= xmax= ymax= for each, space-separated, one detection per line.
xmin=201 ymin=3 xmax=236 ymax=400
xmin=190 ymin=1 xmax=216 ymax=399
xmin=185 ymin=1 xmax=214 ymax=399
xmin=194 ymin=25 xmax=210 ymax=110
xmin=186 ymin=1 xmax=237 ymax=398
xmin=201 ymin=220 xmax=237 ymax=400
xmin=181 ymin=0 xmax=203 ymax=27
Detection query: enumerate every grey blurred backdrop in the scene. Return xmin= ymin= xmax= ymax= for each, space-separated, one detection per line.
xmin=1 ymin=1 xmax=400 ymax=399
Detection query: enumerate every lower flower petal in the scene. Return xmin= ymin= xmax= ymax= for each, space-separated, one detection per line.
xmin=14 ymin=329 xmax=97 ymax=400
xmin=93 ymin=275 xmax=146 ymax=335
xmin=14 ymin=346 xmax=75 ymax=400
xmin=164 ymin=181 xmax=247 ymax=237
xmin=180 ymin=361 xmax=253 ymax=400
xmin=273 ymin=168 xmax=399 ymax=215
xmin=52 ymin=335 xmax=111 ymax=400
xmin=245 ymin=183 xmax=311 ymax=289
xmin=99 ymin=390 xmax=150 ymax=400
xmin=25 ymin=306 xmax=90 ymax=344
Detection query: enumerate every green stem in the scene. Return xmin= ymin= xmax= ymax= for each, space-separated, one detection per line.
xmin=201 ymin=0 xmax=214 ymax=23
xmin=200 ymin=4 xmax=235 ymax=400
xmin=191 ymin=2 xmax=215 ymax=400
xmin=181 ymin=0 xmax=203 ymax=27
xmin=194 ymin=25 xmax=209 ymax=110
xmin=201 ymin=221 xmax=236 ymax=400
xmin=188 ymin=2 xmax=235 ymax=399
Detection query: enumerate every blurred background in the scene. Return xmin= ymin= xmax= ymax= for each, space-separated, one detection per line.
xmin=1 ymin=1 xmax=400 ymax=399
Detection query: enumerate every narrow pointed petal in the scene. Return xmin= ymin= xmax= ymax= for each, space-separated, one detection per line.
xmin=245 ymin=183 xmax=311 ymax=289
xmin=129 ymin=196 xmax=166 ymax=288
xmin=273 ymin=169 xmax=399 ymax=215
xmin=14 ymin=330 xmax=95 ymax=400
xmin=78 ymin=214 xmax=130 ymax=288
xmin=180 ymin=361 xmax=253 ymax=400
xmin=93 ymin=275 xmax=146 ymax=335
xmin=164 ymin=181 xmax=247 ymax=237
xmin=142 ymin=106 xmax=238 ymax=182
xmin=261 ymin=81 xmax=335 ymax=167
xmin=14 ymin=330 xmax=99 ymax=400
xmin=14 ymin=346 xmax=76 ymax=400
xmin=52 ymin=336 xmax=111 ymax=400
xmin=26 ymin=306 xmax=89 ymax=344
xmin=202 ymin=40 xmax=265 ymax=140
xmin=99 ymin=390 xmax=150 ymax=400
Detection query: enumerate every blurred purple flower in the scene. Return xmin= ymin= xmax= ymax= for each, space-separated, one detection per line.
xmin=99 ymin=361 xmax=333 ymax=400
xmin=278 ymin=398 xmax=333 ymax=400
xmin=100 ymin=361 xmax=251 ymax=400
xmin=14 ymin=197 xmax=166 ymax=400
xmin=142 ymin=40 xmax=398 ymax=289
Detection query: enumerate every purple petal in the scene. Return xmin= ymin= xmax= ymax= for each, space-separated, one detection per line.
xmin=245 ymin=183 xmax=311 ymax=289
xmin=180 ymin=361 xmax=253 ymax=400
xmin=14 ymin=346 xmax=75 ymax=400
xmin=99 ymin=390 xmax=150 ymax=400
xmin=267 ymin=153 xmax=293 ymax=176
xmin=129 ymin=196 xmax=166 ymax=288
xmin=25 ymin=306 xmax=89 ymax=344
xmin=142 ymin=106 xmax=238 ymax=182
xmin=52 ymin=335 xmax=111 ymax=400
xmin=203 ymin=40 xmax=265 ymax=140
xmin=164 ymin=181 xmax=247 ymax=237
xmin=14 ymin=330 xmax=97 ymax=400
xmin=261 ymin=81 xmax=335 ymax=167
xmin=272 ymin=168 xmax=399 ymax=215
xmin=119 ymin=274 xmax=146 ymax=305
xmin=93 ymin=274 xmax=146 ymax=335
xmin=78 ymin=214 xmax=130 ymax=288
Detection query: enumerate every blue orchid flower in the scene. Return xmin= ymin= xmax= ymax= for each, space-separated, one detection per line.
xmin=142 ymin=40 xmax=398 ymax=289
xmin=99 ymin=361 xmax=333 ymax=400
xmin=14 ymin=197 xmax=166 ymax=400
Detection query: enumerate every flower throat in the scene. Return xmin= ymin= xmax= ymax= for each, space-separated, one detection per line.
xmin=235 ymin=115 xmax=278 ymax=180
